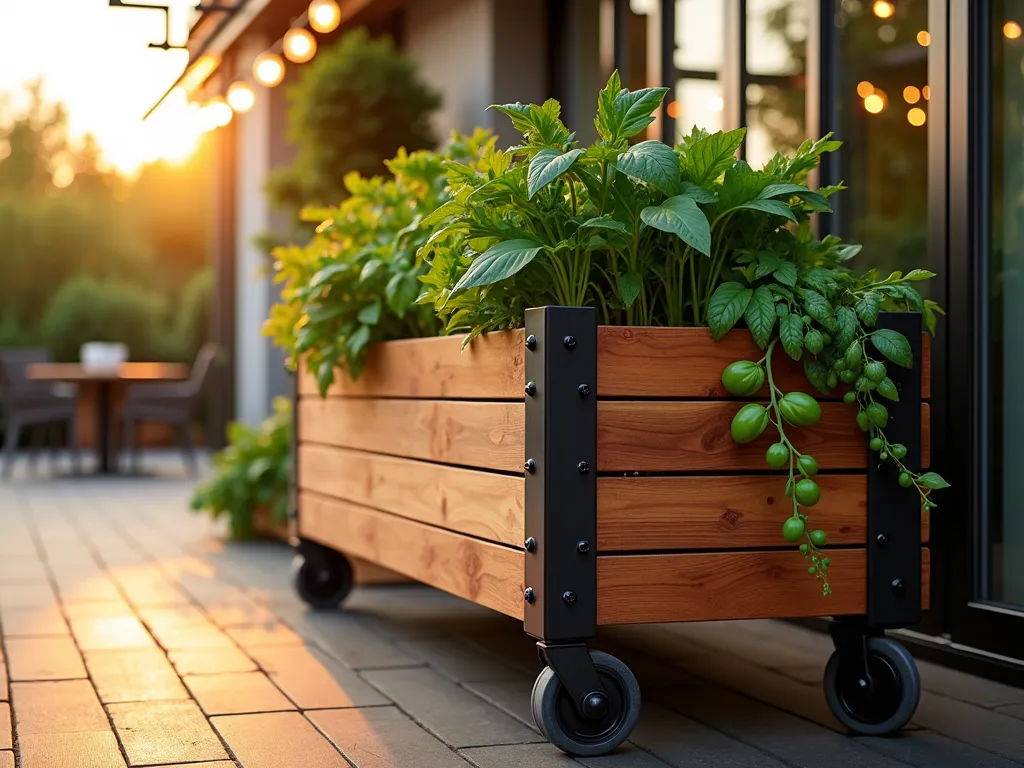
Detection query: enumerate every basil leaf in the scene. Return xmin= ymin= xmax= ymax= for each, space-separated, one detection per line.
xmin=640 ymin=195 xmax=712 ymax=256
xmin=616 ymin=140 xmax=680 ymax=196
xmin=870 ymin=328 xmax=914 ymax=368
xmin=453 ymin=239 xmax=545 ymax=292
xmin=527 ymin=148 xmax=585 ymax=198
xmin=744 ymin=285 xmax=777 ymax=349
xmin=780 ymin=313 xmax=805 ymax=361
xmin=708 ymin=281 xmax=753 ymax=340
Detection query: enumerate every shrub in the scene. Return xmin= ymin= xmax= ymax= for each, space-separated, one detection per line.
xmin=40 ymin=275 xmax=175 ymax=362
xmin=190 ymin=396 xmax=291 ymax=540
xmin=265 ymin=28 xmax=442 ymax=215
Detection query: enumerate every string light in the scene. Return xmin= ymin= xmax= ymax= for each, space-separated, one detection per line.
xmin=666 ymin=101 xmax=681 ymax=119
xmin=907 ymin=107 xmax=926 ymax=126
xmin=227 ymin=82 xmax=256 ymax=114
xmin=205 ymin=96 xmax=233 ymax=128
xmin=284 ymin=28 xmax=317 ymax=63
xmin=903 ymin=86 xmax=921 ymax=104
xmin=1004 ymin=21 xmax=1022 ymax=39
xmin=864 ymin=93 xmax=885 ymax=114
xmin=856 ymin=80 xmax=874 ymax=98
xmin=872 ymin=1 xmax=895 ymax=19
xmin=253 ymin=52 xmax=286 ymax=87
xmin=917 ymin=30 xmax=931 ymax=46
xmin=922 ymin=85 xmax=931 ymax=100
xmin=309 ymin=0 xmax=342 ymax=33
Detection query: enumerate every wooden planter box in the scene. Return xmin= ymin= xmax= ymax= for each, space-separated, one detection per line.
xmin=293 ymin=307 xmax=930 ymax=627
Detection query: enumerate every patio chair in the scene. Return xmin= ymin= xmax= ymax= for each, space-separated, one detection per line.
xmin=119 ymin=342 xmax=218 ymax=477
xmin=0 ymin=348 xmax=80 ymax=479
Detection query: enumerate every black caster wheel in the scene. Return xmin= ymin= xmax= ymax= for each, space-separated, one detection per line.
xmin=531 ymin=650 xmax=641 ymax=757
xmin=291 ymin=551 xmax=353 ymax=610
xmin=824 ymin=636 xmax=921 ymax=736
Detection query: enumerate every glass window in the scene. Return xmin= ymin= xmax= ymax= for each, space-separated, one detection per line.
xmin=986 ymin=0 xmax=1024 ymax=608
xmin=833 ymin=0 xmax=930 ymax=278
xmin=670 ymin=0 xmax=724 ymax=142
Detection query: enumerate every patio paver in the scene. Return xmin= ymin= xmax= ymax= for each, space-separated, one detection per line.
xmin=0 ymin=455 xmax=1021 ymax=768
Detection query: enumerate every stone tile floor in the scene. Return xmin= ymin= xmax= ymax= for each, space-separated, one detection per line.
xmin=1 ymin=451 xmax=1023 ymax=767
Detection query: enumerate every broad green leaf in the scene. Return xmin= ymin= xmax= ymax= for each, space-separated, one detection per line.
xmin=640 ymin=195 xmax=712 ymax=256
xmin=735 ymin=199 xmax=798 ymax=222
xmin=618 ymin=272 xmax=642 ymax=308
xmin=744 ymin=285 xmax=777 ymax=349
xmin=904 ymin=269 xmax=936 ymax=281
xmin=680 ymin=127 xmax=747 ymax=186
xmin=527 ymin=148 xmax=585 ymax=198
xmin=359 ymin=259 xmax=384 ymax=283
xmin=773 ymin=261 xmax=798 ymax=287
xmin=870 ymin=328 xmax=914 ymax=368
xmin=420 ymin=200 xmax=463 ymax=227
xmin=345 ymin=324 xmax=372 ymax=359
xmin=357 ymin=299 xmax=382 ymax=325
xmin=616 ymin=140 xmax=680 ymax=196
xmin=452 ymin=239 xmax=544 ymax=292
xmin=707 ymin=281 xmax=753 ymax=340
xmin=310 ymin=262 xmax=350 ymax=288
xmin=305 ymin=303 xmax=345 ymax=323
xmin=780 ymin=313 xmax=805 ymax=361
xmin=835 ymin=307 xmax=858 ymax=351
xmin=836 ymin=244 xmax=862 ymax=261
xmin=804 ymin=358 xmax=829 ymax=394
xmin=917 ymin=472 xmax=950 ymax=490
xmin=759 ymin=183 xmax=809 ymax=199
xmin=490 ymin=103 xmax=533 ymax=134
xmin=803 ymin=289 xmax=837 ymax=330
xmin=385 ymin=273 xmax=421 ymax=317
xmin=755 ymin=253 xmax=782 ymax=279
xmin=855 ymin=292 xmax=881 ymax=326
xmin=580 ymin=216 xmax=631 ymax=235
xmin=678 ymin=181 xmax=718 ymax=203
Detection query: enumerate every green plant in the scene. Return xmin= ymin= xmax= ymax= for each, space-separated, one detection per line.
xmin=265 ymin=28 xmax=443 ymax=217
xmin=190 ymin=396 xmax=292 ymax=540
xmin=40 ymin=275 xmax=177 ymax=362
xmin=265 ymin=129 xmax=496 ymax=394
xmin=416 ymin=71 xmax=947 ymax=594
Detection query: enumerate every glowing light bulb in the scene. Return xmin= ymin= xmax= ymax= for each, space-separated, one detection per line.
xmin=227 ymin=82 xmax=256 ymax=114
xmin=873 ymin=1 xmax=895 ymax=19
xmin=864 ymin=94 xmax=885 ymax=114
xmin=856 ymin=80 xmax=874 ymax=98
xmin=284 ymin=28 xmax=317 ymax=63
xmin=1005 ymin=21 xmax=1022 ymax=39
xmin=907 ymin=107 xmax=926 ymax=126
xmin=309 ymin=0 xmax=341 ymax=33
xmin=903 ymin=86 xmax=921 ymax=104
xmin=922 ymin=85 xmax=931 ymax=100
xmin=917 ymin=30 xmax=931 ymax=46
xmin=666 ymin=101 xmax=681 ymax=119
xmin=206 ymin=96 xmax=233 ymax=128
xmin=253 ymin=52 xmax=286 ymax=87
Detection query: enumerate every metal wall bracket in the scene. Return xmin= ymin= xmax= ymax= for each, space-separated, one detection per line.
xmin=523 ymin=306 xmax=598 ymax=642
xmin=866 ymin=311 xmax=924 ymax=629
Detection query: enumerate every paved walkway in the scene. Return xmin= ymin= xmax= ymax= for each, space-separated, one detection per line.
xmin=1 ymin=454 xmax=1024 ymax=768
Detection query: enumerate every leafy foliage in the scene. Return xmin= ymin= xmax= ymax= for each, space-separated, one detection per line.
xmin=190 ymin=397 xmax=292 ymax=541
xmin=264 ymin=130 xmax=497 ymax=394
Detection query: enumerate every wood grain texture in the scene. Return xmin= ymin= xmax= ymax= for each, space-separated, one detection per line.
xmin=297 ymin=398 xmax=524 ymax=472
xmin=298 ymin=331 xmax=525 ymax=399
xmin=300 ymin=326 xmax=931 ymax=401
xmin=298 ymin=445 xmax=524 ymax=547
xmin=597 ymin=548 xmax=930 ymax=624
xmin=299 ymin=493 xmax=524 ymax=619
xmin=598 ymin=401 xmax=931 ymax=472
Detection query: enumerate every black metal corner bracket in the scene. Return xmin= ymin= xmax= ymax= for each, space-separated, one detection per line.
xmin=866 ymin=311 xmax=924 ymax=629
xmin=109 ymin=0 xmax=240 ymax=50
xmin=522 ymin=306 xmax=598 ymax=643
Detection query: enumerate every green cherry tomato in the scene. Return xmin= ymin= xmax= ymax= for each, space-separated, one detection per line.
xmin=870 ymin=437 xmax=883 ymax=451
xmin=844 ymin=342 xmax=863 ymax=371
xmin=730 ymin=403 xmax=770 ymax=444
xmin=899 ymin=471 xmax=913 ymax=488
xmin=721 ymin=360 xmax=766 ymax=396
xmin=765 ymin=442 xmax=790 ymax=469
xmin=808 ymin=565 xmax=817 ymax=574
xmin=832 ymin=358 xmax=846 ymax=374
xmin=778 ymin=392 xmax=822 ymax=427
xmin=880 ymin=450 xmax=889 ymax=460
xmin=865 ymin=361 xmax=887 ymax=383
xmin=822 ymin=557 xmax=831 ymax=567
xmin=877 ymin=377 xmax=900 ymax=401
xmin=866 ymin=402 xmax=889 ymax=428
xmin=856 ymin=410 xmax=871 ymax=432
xmin=805 ymin=329 xmax=824 ymax=355
xmin=827 ymin=372 xmax=838 ymax=389
xmin=798 ymin=455 xmax=819 ymax=476
xmin=794 ymin=478 xmax=821 ymax=507
xmin=892 ymin=443 xmax=908 ymax=459
xmin=802 ymin=315 xmax=812 ymax=325
xmin=843 ymin=391 xmax=857 ymax=405
xmin=809 ymin=529 xmax=828 ymax=547
xmin=782 ymin=516 xmax=806 ymax=543
xmin=821 ymin=333 xmax=832 ymax=346
xmin=855 ymin=376 xmax=877 ymax=392
xmin=839 ymin=369 xmax=858 ymax=384
xmin=799 ymin=543 xmax=809 ymax=554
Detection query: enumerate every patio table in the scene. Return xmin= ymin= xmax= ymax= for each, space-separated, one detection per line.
xmin=25 ymin=362 xmax=189 ymax=474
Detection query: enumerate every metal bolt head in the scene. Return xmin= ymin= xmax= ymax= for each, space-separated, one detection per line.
xmin=562 ymin=590 xmax=577 ymax=605
xmin=563 ymin=335 xmax=576 ymax=349
xmin=577 ymin=461 xmax=590 ymax=474
xmin=526 ymin=334 xmax=537 ymax=350
xmin=876 ymin=533 xmax=889 ymax=548
xmin=525 ymin=459 xmax=537 ymax=474
xmin=582 ymin=692 xmax=609 ymax=719
xmin=525 ymin=537 xmax=537 ymax=553
xmin=524 ymin=587 xmax=535 ymax=604
xmin=525 ymin=381 xmax=537 ymax=397
xmin=891 ymin=578 xmax=906 ymax=596
xmin=576 ymin=540 xmax=590 ymax=554
xmin=577 ymin=383 xmax=591 ymax=398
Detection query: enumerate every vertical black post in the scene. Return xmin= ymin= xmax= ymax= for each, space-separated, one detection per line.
xmin=289 ymin=368 xmax=300 ymax=548
xmin=659 ymin=0 xmax=676 ymax=143
xmin=523 ymin=306 xmax=598 ymax=643
xmin=866 ymin=311 xmax=924 ymax=629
